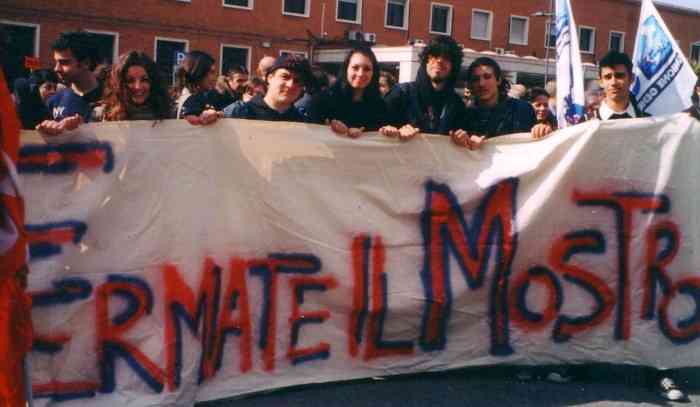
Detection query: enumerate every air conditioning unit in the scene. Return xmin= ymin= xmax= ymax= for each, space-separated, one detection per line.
xmin=494 ymin=47 xmax=505 ymax=55
xmin=363 ymin=32 xmax=377 ymax=43
xmin=348 ymin=30 xmax=363 ymax=41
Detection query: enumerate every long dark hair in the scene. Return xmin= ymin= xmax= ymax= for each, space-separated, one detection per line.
xmin=174 ymin=50 xmax=215 ymax=94
xmin=101 ymin=51 xmax=171 ymax=121
xmin=333 ymin=46 xmax=382 ymax=103
xmin=466 ymin=57 xmax=511 ymax=102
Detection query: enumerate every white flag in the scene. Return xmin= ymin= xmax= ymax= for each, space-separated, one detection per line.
xmin=555 ymin=0 xmax=586 ymax=128
xmin=632 ymin=0 xmax=697 ymax=115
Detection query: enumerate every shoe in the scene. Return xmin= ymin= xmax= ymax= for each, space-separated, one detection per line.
xmin=659 ymin=377 xmax=686 ymax=401
xmin=546 ymin=371 xmax=572 ymax=383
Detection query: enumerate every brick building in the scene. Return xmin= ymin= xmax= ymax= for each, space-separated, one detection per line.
xmin=2 ymin=0 xmax=700 ymax=87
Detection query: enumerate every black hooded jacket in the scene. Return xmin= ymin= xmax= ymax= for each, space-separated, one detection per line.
xmin=384 ymin=65 xmax=465 ymax=135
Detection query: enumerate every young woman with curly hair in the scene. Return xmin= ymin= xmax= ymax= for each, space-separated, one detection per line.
xmin=94 ymin=51 xmax=171 ymax=121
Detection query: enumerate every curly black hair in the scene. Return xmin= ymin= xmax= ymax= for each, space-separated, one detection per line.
xmin=419 ymin=35 xmax=463 ymax=86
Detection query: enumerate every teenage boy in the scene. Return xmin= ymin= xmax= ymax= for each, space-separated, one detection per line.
xmin=36 ymin=31 xmax=102 ymax=136
xmin=224 ymin=54 xmax=311 ymax=122
xmin=593 ymin=51 xmax=649 ymax=120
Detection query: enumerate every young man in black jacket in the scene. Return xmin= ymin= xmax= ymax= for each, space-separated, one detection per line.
xmin=224 ymin=54 xmax=310 ymax=122
xmin=381 ymin=36 xmax=468 ymax=140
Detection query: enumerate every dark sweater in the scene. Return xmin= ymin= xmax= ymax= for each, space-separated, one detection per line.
xmin=224 ymin=94 xmax=306 ymax=122
xmin=463 ymin=97 xmax=536 ymax=138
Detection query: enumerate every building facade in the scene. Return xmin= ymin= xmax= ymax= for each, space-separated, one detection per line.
xmin=2 ymin=0 xmax=700 ymax=86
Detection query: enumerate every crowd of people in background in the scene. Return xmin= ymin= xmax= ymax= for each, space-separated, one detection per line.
xmin=14 ymin=30 xmax=698 ymax=148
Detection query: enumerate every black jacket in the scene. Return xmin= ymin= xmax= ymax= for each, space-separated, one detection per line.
xmin=307 ymin=87 xmax=388 ymax=131
xmin=224 ymin=94 xmax=306 ymax=122
xmin=384 ymin=81 xmax=466 ymax=135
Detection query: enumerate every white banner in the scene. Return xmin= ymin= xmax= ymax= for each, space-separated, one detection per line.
xmin=20 ymin=116 xmax=700 ymax=406
xmin=632 ymin=0 xmax=698 ymax=115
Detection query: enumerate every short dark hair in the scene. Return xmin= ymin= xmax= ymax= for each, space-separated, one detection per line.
xmin=692 ymin=77 xmax=700 ymax=106
xmin=419 ymin=35 xmax=463 ymax=86
xmin=466 ymin=57 xmax=511 ymax=99
xmin=599 ymin=51 xmax=634 ymax=77
xmin=528 ymin=87 xmax=550 ymax=102
xmin=51 ymin=31 xmax=100 ymax=71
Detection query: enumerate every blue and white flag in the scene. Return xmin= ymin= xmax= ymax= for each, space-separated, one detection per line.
xmin=555 ymin=0 xmax=586 ymax=128
xmin=632 ymin=0 xmax=697 ymax=115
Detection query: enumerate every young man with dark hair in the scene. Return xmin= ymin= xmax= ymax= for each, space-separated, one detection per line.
xmin=594 ymin=50 xmax=649 ymax=120
xmin=381 ymin=35 xmax=467 ymax=140
xmin=36 ymin=31 xmax=102 ymax=136
xmin=224 ymin=54 xmax=310 ymax=122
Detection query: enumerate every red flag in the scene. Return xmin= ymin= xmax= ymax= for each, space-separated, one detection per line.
xmin=0 ymin=67 xmax=32 ymax=406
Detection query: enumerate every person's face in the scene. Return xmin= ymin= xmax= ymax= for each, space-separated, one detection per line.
xmin=38 ymin=81 xmax=58 ymax=103
xmin=53 ymin=49 xmax=88 ymax=85
xmin=201 ymin=64 xmax=217 ymax=91
xmin=599 ymin=65 xmax=632 ymax=104
xmin=469 ymin=65 xmax=501 ymax=105
xmin=531 ymin=95 xmax=550 ymax=122
xmin=242 ymin=88 xmax=255 ymax=102
xmin=266 ymin=68 xmax=303 ymax=105
xmin=426 ymin=54 xmax=452 ymax=83
xmin=125 ymin=65 xmax=151 ymax=105
xmin=228 ymin=73 xmax=248 ymax=93
xmin=346 ymin=52 xmax=373 ymax=90
xmin=378 ymin=76 xmax=390 ymax=96
xmin=463 ymin=87 xmax=471 ymax=99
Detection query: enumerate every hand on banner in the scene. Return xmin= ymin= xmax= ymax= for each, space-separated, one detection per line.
xmin=450 ymin=130 xmax=485 ymax=150
xmin=36 ymin=114 xmax=84 ymax=136
xmin=531 ymin=123 xmax=554 ymax=139
xmin=185 ymin=108 xmax=222 ymax=126
xmin=379 ymin=124 xmax=420 ymax=141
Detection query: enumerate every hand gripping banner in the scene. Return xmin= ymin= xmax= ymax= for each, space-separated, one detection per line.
xmin=20 ymin=116 xmax=700 ymax=406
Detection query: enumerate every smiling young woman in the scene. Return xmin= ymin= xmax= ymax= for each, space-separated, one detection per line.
xmin=94 ymin=51 xmax=171 ymax=121
xmin=307 ymin=46 xmax=388 ymax=138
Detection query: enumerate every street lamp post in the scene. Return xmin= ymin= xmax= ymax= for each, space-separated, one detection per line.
xmin=533 ymin=0 xmax=556 ymax=86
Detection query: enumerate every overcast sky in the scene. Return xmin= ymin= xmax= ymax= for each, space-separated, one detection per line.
xmin=655 ymin=0 xmax=700 ymax=11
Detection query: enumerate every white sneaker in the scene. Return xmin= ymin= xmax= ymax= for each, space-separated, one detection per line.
xmin=659 ymin=377 xmax=686 ymax=401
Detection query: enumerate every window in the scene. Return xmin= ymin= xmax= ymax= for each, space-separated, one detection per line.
xmin=337 ymin=0 xmax=361 ymax=23
xmin=545 ymin=22 xmax=556 ymax=48
xmin=692 ymin=42 xmax=700 ymax=64
xmin=579 ymin=26 xmax=596 ymax=54
xmin=283 ymin=0 xmax=309 ymax=17
xmin=223 ymin=0 xmax=252 ymax=9
xmin=280 ymin=50 xmax=308 ymax=58
xmin=471 ymin=9 xmax=492 ymax=41
xmin=154 ymin=37 xmax=189 ymax=86
xmin=608 ymin=31 xmax=624 ymax=52
xmin=509 ymin=16 xmax=529 ymax=45
xmin=0 ymin=21 xmax=39 ymax=87
xmin=86 ymin=30 xmax=119 ymax=65
xmin=430 ymin=3 xmax=452 ymax=35
xmin=385 ymin=0 xmax=409 ymax=30
xmin=221 ymin=44 xmax=250 ymax=76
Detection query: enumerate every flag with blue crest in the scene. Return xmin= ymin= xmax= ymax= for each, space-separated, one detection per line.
xmin=632 ymin=0 xmax=697 ymax=115
xmin=555 ymin=0 xmax=586 ymax=128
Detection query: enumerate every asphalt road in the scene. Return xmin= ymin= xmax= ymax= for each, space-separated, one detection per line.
xmin=197 ymin=365 xmax=700 ymax=406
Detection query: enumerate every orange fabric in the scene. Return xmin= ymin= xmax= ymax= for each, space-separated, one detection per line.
xmin=0 ymin=68 xmax=31 ymax=406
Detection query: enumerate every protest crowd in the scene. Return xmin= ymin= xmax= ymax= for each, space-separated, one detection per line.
xmin=1 ymin=1 xmax=700 ymax=404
